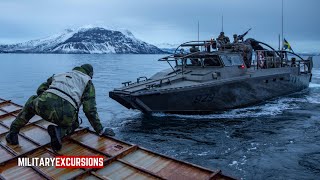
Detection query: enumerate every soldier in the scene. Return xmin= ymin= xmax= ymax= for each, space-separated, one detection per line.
xmin=225 ymin=36 xmax=230 ymax=44
xmin=189 ymin=45 xmax=200 ymax=53
xmin=291 ymin=57 xmax=297 ymax=67
xmin=233 ymin=34 xmax=238 ymax=43
xmin=5 ymin=64 xmax=115 ymax=151
xmin=217 ymin=32 xmax=225 ymax=44
xmin=217 ymin=32 xmax=230 ymax=45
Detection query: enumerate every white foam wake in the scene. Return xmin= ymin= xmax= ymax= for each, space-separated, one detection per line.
xmin=309 ymin=83 xmax=320 ymax=88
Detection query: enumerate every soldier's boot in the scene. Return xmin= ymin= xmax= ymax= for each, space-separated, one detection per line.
xmin=48 ymin=125 xmax=62 ymax=151
xmin=5 ymin=132 xmax=19 ymax=145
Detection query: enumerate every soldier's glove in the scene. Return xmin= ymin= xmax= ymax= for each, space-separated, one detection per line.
xmin=99 ymin=127 xmax=115 ymax=137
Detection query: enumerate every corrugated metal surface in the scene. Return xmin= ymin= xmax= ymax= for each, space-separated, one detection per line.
xmin=0 ymin=98 xmax=235 ymax=180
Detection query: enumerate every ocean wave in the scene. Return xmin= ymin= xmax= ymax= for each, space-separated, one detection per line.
xmin=306 ymin=94 xmax=320 ymax=104
xmin=311 ymin=69 xmax=320 ymax=78
xmin=309 ymin=83 xmax=320 ymax=88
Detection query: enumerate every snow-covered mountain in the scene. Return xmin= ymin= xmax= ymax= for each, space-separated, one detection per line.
xmin=155 ymin=43 xmax=180 ymax=54
xmin=0 ymin=27 xmax=164 ymax=54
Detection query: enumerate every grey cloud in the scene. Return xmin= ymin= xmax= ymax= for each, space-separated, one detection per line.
xmin=0 ymin=0 xmax=319 ymax=51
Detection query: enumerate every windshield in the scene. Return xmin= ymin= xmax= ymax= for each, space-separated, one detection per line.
xmin=220 ymin=54 xmax=243 ymax=66
xmin=186 ymin=58 xmax=201 ymax=66
xmin=203 ymin=55 xmax=221 ymax=66
xmin=176 ymin=58 xmax=201 ymax=66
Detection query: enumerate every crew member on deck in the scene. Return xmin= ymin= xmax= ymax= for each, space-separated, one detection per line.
xmin=6 ymin=64 xmax=115 ymax=151
xmin=233 ymin=34 xmax=239 ymax=43
xmin=217 ymin=32 xmax=230 ymax=45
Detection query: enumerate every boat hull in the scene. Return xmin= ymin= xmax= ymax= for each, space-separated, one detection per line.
xmin=109 ymin=73 xmax=311 ymax=114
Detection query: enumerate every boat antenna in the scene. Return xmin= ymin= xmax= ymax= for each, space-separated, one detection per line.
xmin=281 ymin=0 xmax=284 ymax=50
xmin=221 ymin=15 xmax=224 ymax=32
xmin=278 ymin=34 xmax=281 ymax=50
xmin=198 ymin=20 xmax=199 ymax=41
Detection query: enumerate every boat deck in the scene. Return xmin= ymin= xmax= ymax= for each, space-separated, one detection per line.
xmin=0 ymin=98 xmax=234 ymax=180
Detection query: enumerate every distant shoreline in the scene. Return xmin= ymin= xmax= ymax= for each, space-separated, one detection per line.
xmin=0 ymin=51 xmax=169 ymax=55
xmin=0 ymin=51 xmax=318 ymax=56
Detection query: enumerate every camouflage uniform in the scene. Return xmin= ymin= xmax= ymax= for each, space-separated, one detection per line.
xmin=233 ymin=34 xmax=239 ymax=43
xmin=9 ymin=66 xmax=103 ymax=137
xmin=217 ymin=32 xmax=230 ymax=45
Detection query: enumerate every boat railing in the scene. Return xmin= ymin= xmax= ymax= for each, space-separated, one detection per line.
xmin=297 ymin=57 xmax=313 ymax=74
xmin=254 ymin=50 xmax=282 ymax=69
xmin=158 ymin=51 xmax=203 ymax=74
xmin=174 ymin=40 xmax=217 ymax=54
xmin=158 ymin=40 xmax=219 ymax=72
xmin=146 ymin=78 xmax=172 ymax=89
xmin=158 ymin=51 xmax=201 ymax=62
xmin=254 ymin=50 xmax=313 ymax=73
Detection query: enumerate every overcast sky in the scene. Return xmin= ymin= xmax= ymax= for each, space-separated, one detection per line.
xmin=0 ymin=0 xmax=319 ymax=52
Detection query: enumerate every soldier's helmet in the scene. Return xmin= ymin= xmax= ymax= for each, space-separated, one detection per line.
xmin=81 ymin=64 xmax=94 ymax=78
xmin=233 ymin=34 xmax=237 ymax=38
xmin=220 ymin=32 xmax=224 ymax=35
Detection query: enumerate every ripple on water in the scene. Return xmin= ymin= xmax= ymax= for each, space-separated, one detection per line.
xmin=299 ymin=152 xmax=320 ymax=173
xmin=1 ymin=54 xmax=320 ymax=180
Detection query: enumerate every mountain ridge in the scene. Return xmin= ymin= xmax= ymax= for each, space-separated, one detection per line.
xmin=0 ymin=27 xmax=165 ymax=54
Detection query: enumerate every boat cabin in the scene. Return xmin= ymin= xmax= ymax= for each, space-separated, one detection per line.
xmin=174 ymin=53 xmax=244 ymax=68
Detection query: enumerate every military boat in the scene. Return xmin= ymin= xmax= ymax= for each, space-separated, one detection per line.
xmin=109 ymin=35 xmax=313 ymax=114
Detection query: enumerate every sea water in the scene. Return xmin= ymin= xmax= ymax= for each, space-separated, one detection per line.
xmin=0 ymin=53 xmax=319 ymax=179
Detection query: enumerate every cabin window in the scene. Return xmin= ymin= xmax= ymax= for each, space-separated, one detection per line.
xmin=203 ymin=56 xmax=221 ymax=67
xmin=176 ymin=59 xmax=183 ymax=66
xmin=176 ymin=58 xmax=201 ymax=66
xmin=280 ymin=77 xmax=284 ymax=80
xmin=220 ymin=55 xmax=244 ymax=67
xmin=185 ymin=58 xmax=201 ymax=66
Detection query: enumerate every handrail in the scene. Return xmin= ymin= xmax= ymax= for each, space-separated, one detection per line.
xmin=255 ymin=50 xmax=282 ymax=69
xmin=158 ymin=54 xmax=176 ymax=61
xmin=137 ymin=76 xmax=148 ymax=83
xmin=254 ymin=49 xmax=312 ymax=73
xmin=278 ymin=50 xmax=304 ymax=61
xmin=174 ymin=40 xmax=215 ymax=54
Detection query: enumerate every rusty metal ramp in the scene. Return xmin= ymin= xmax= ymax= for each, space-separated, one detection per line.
xmin=0 ymin=98 xmax=234 ymax=180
